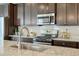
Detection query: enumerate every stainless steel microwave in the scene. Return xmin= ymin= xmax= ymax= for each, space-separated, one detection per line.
xmin=37 ymin=13 xmax=55 ymax=25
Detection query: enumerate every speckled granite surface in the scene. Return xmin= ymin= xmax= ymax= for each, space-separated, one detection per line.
xmin=0 ymin=40 xmax=79 ymax=56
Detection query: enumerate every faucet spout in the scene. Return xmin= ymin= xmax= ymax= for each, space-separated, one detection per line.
xmin=20 ymin=26 xmax=30 ymax=36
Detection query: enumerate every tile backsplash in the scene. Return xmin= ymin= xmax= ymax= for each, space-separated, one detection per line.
xmin=18 ymin=25 xmax=79 ymax=39
xmin=18 ymin=25 xmax=59 ymax=36
xmin=58 ymin=26 xmax=79 ymax=39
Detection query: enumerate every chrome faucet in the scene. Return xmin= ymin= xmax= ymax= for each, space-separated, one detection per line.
xmin=18 ymin=26 xmax=29 ymax=49
xmin=20 ymin=26 xmax=30 ymax=36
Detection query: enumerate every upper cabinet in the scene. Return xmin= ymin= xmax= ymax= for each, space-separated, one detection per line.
xmin=13 ymin=4 xmax=17 ymax=26
xmin=8 ymin=4 xmax=17 ymax=26
xmin=25 ymin=4 xmax=31 ymax=25
xmin=48 ymin=3 xmax=55 ymax=12
xmin=31 ymin=4 xmax=38 ymax=25
xmin=77 ymin=4 xmax=79 ymax=25
xmin=57 ymin=3 xmax=67 ymax=25
xmin=17 ymin=4 xmax=24 ymax=26
xmin=18 ymin=4 xmax=38 ymax=25
xmin=66 ymin=3 xmax=77 ymax=25
xmin=17 ymin=3 xmax=55 ymax=25
xmin=18 ymin=4 xmax=32 ymax=25
xmin=25 ymin=3 xmax=38 ymax=25
xmin=57 ymin=3 xmax=78 ymax=25
xmin=37 ymin=3 xmax=55 ymax=14
xmin=17 ymin=3 xmax=79 ymax=26
xmin=31 ymin=3 xmax=55 ymax=25
xmin=8 ymin=4 xmax=15 ymax=26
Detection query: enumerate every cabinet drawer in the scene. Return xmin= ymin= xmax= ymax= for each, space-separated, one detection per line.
xmin=53 ymin=40 xmax=77 ymax=48
xmin=53 ymin=40 xmax=65 ymax=46
xmin=65 ymin=41 xmax=77 ymax=48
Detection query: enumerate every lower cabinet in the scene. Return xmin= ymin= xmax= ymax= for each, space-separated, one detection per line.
xmin=77 ymin=43 xmax=79 ymax=48
xmin=52 ymin=40 xmax=78 ymax=48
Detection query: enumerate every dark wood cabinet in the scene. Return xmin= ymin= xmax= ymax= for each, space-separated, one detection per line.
xmin=4 ymin=17 xmax=9 ymax=40
xmin=17 ymin=3 xmax=55 ymax=25
xmin=64 ymin=41 xmax=77 ymax=48
xmin=56 ymin=3 xmax=78 ymax=25
xmin=31 ymin=4 xmax=38 ymax=25
xmin=7 ymin=4 xmax=18 ymax=37
xmin=25 ymin=4 xmax=31 ymax=25
xmin=56 ymin=3 xmax=67 ymax=25
xmin=37 ymin=3 xmax=55 ymax=14
xmin=14 ymin=4 xmax=17 ymax=26
xmin=77 ymin=4 xmax=79 ymax=25
xmin=77 ymin=43 xmax=79 ymax=48
xmin=8 ymin=4 xmax=14 ymax=26
xmin=66 ymin=3 xmax=77 ymax=25
xmin=24 ymin=3 xmax=55 ymax=25
xmin=52 ymin=40 xmax=78 ymax=48
xmin=8 ymin=3 xmax=17 ymax=26
xmin=48 ymin=3 xmax=55 ymax=13
xmin=17 ymin=3 xmax=79 ymax=25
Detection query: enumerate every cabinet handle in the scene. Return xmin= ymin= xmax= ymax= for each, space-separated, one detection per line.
xmin=62 ymin=43 xmax=65 ymax=45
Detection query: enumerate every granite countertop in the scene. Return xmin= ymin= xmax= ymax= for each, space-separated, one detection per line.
xmin=9 ymin=35 xmax=34 ymax=38
xmin=1 ymin=40 xmax=79 ymax=56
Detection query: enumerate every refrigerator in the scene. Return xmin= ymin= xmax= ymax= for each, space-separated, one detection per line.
xmin=0 ymin=17 xmax=4 ymax=53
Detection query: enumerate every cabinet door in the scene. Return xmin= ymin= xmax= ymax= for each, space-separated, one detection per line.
xmin=18 ymin=4 xmax=32 ymax=25
xmin=67 ymin=3 xmax=77 ymax=25
xmin=77 ymin=4 xmax=79 ymax=25
xmin=25 ymin=4 xmax=31 ymax=25
xmin=17 ymin=4 xmax=23 ymax=25
xmin=8 ymin=4 xmax=14 ymax=26
xmin=31 ymin=4 xmax=38 ymax=25
xmin=48 ymin=3 xmax=55 ymax=12
xmin=37 ymin=3 xmax=55 ymax=14
xmin=77 ymin=42 xmax=79 ymax=48
xmin=57 ymin=3 xmax=67 ymax=25
xmin=8 ymin=4 xmax=17 ymax=26
xmin=53 ymin=40 xmax=77 ymax=48
xmin=37 ymin=3 xmax=47 ymax=14
xmin=4 ymin=17 xmax=10 ymax=40
xmin=14 ymin=4 xmax=17 ymax=26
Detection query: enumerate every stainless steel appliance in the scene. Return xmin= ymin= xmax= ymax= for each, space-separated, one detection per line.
xmin=37 ymin=13 xmax=55 ymax=25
